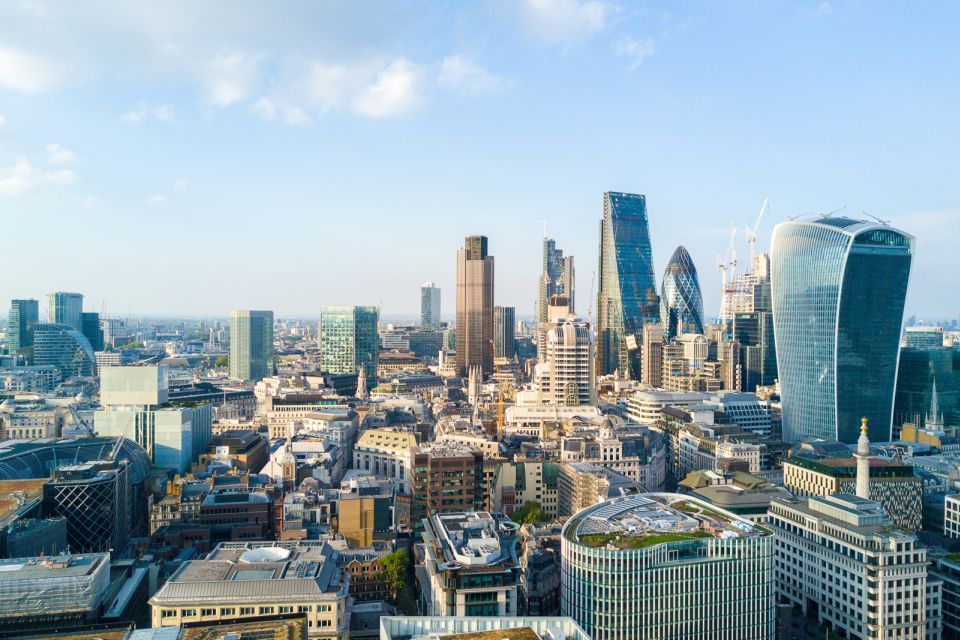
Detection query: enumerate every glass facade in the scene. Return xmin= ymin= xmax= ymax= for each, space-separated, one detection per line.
xmin=895 ymin=347 xmax=960 ymax=428
xmin=421 ymin=282 xmax=442 ymax=330
xmin=597 ymin=192 xmax=659 ymax=379
xmin=32 ymin=323 xmax=96 ymax=378
xmin=81 ymin=312 xmax=103 ymax=352
xmin=493 ymin=306 xmax=515 ymax=359
xmin=47 ymin=292 xmax=83 ymax=330
xmin=538 ymin=238 xmax=575 ymax=323
xmin=320 ymin=306 xmax=378 ymax=389
xmin=8 ymin=299 xmax=39 ymax=355
xmin=229 ymin=310 xmax=274 ymax=381
xmin=771 ymin=219 xmax=914 ymax=443
xmin=659 ymin=245 xmax=704 ymax=340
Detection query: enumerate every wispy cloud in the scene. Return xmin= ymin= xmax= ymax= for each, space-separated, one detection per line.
xmin=523 ymin=0 xmax=617 ymax=44
xmin=45 ymin=143 xmax=77 ymax=164
xmin=616 ymin=36 xmax=655 ymax=69
xmin=438 ymin=56 xmax=507 ymax=95
xmin=121 ymin=102 xmax=177 ymax=125
xmin=145 ymin=194 xmax=168 ymax=207
xmin=0 ymin=47 xmax=62 ymax=93
xmin=816 ymin=2 xmax=834 ymax=17
xmin=172 ymin=178 xmax=189 ymax=191
xmin=353 ymin=59 xmax=425 ymax=118
xmin=0 ymin=158 xmax=75 ymax=195
xmin=204 ymin=51 xmax=260 ymax=107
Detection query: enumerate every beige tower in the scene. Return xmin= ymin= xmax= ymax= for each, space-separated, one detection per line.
xmin=456 ymin=235 xmax=495 ymax=376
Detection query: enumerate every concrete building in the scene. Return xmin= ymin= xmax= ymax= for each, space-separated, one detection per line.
xmin=0 ymin=396 xmax=65 ymax=439
xmin=229 ymin=309 xmax=274 ymax=381
xmin=198 ymin=429 xmax=268 ymax=473
xmin=0 ymin=365 xmax=61 ymax=392
xmin=557 ymin=462 xmax=642 ymax=517
xmin=336 ymin=476 xmax=394 ymax=547
xmin=491 ymin=461 xmax=560 ymax=518
xmin=149 ymin=541 xmax=349 ymax=639
xmin=379 ymin=616 xmax=591 ymax=640
xmin=456 ymin=235 xmax=495 ymax=376
xmin=561 ymin=493 xmax=775 ymax=640
xmin=353 ymin=428 xmax=419 ymax=495
xmin=411 ymin=444 xmax=484 ymax=536
xmin=625 ymin=389 xmax=708 ymax=425
xmin=418 ymin=511 xmax=521 ymax=616
xmin=678 ymin=470 xmax=792 ymax=522
xmin=532 ymin=317 xmax=596 ymax=406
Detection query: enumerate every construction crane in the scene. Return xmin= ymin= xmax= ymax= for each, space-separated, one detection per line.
xmin=68 ymin=402 xmax=95 ymax=437
xmin=716 ymin=225 xmax=738 ymax=288
xmin=744 ymin=197 xmax=769 ymax=264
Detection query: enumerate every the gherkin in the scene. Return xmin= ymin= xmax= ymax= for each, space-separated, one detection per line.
xmin=660 ymin=245 xmax=705 ymax=340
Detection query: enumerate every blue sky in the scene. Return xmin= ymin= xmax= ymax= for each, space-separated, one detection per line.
xmin=1 ymin=1 xmax=958 ymax=320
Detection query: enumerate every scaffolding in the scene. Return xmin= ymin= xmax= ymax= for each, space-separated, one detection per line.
xmin=0 ymin=553 xmax=109 ymax=621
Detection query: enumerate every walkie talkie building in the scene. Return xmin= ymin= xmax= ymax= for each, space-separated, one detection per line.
xmin=771 ymin=217 xmax=914 ymax=444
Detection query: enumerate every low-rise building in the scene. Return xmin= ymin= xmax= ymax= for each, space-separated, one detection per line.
xmin=411 ymin=444 xmax=484 ymax=535
xmin=491 ymin=461 xmax=560 ymax=518
xmin=678 ymin=469 xmax=792 ymax=522
xmin=353 ymin=428 xmax=419 ymax=495
xmin=379 ymin=616 xmax=592 ymax=640
xmin=0 ymin=397 xmax=66 ymax=439
xmin=556 ymin=462 xmax=642 ymax=517
xmin=198 ymin=429 xmax=268 ymax=473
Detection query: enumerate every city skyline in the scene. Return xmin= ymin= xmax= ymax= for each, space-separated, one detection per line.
xmin=1 ymin=2 xmax=957 ymax=318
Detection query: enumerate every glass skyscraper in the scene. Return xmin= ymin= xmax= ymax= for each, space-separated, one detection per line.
xmin=47 ymin=292 xmax=83 ymax=330
xmin=320 ymin=306 xmax=379 ymax=389
xmin=597 ymin=192 xmax=658 ymax=379
xmin=229 ymin=310 xmax=274 ymax=381
xmin=81 ymin=312 xmax=104 ymax=352
xmin=771 ymin=218 xmax=914 ymax=443
xmin=456 ymin=235 xmax=495 ymax=377
xmin=420 ymin=282 xmax=441 ymax=330
xmin=493 ymin=305 xmax=516 ymax=360
xmin=659 ymin=245 xmax=704 ymax=340
xmin=32 ymin=323 xmax=97 ymax=378
xmin=895 ymin=347 xmax=960 ymax=429
xmin=538 ymin=237 xmax=574 ymax=323
xmin=8 ymin=299 xmax=39 ymax=356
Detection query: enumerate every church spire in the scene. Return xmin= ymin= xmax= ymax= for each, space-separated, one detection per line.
xmin=927 ymin=375 xmax=944 ymax=430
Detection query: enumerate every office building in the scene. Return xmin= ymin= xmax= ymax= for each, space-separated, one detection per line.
xmin=456 ymin=235 xmax=495 ymax=376
xmin=905 ymin=326 xmax=944 ymax=349
xmin=678 ymin=470 xmax=791 ymax=523
xmin=321 ymin=305 xmax=379 ymax=389
xmin=353 ymin=427 xmax=419 ymax=495
xmin=0 ymin=552 xmax=111 ymax=635
xmin=532 ymin=317 xmax=596 ymax=406
xmin=561 ymin=493 xmax=775 ymax=640
xmin=895 ymin=346 xmax=960 ymax=429
xmin=494 ymin=305 xmax=516 ymax=359
xmin=418 ymin=511 xmax=521 ymax=616
xmin=43 ymin=461 xmax=131 ymax=555
xmin=770 ymin=493 xmax=935 ymax=639
xmin=8 ymin=299 xmax=38 ymax=357
xmin=379 ymin=616 xmax=591 ymax=640
xmin=421 ymin=282 xmax=441 ymax=330
xmin=229 ymin=309 xmax=274 ymax=381
xmin=411 ymin=444 xmax=484 ymax=534
xmin=47 ymin=291 xmax=83 ymax=330
xmin=557 ymin=462 xmax=642 ymax=517
xmin=771 ymin=218 xmax=914 ymax=443
xmin=0 ymin=396 xmax=65 ymax=439
xmin=538 ymin=237 xmax=575 ymax=323
xmin=597 ymin=192 xmax=658 ymax=379
xmin=149 ymin=541 xmax=350 ymax=639
xmin=659 ymin=245 xmax=705 ymax=340
xmin=32 ymin=322 xmax=97 ymax=378
xmin=0 ymin=365 xmax=61 ymax=392
xmin=81 ymin=311 xmax=103 ymax=352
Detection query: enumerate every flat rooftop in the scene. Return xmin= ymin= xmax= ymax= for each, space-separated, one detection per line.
xmin=440 ymin=628 xmax=541 ymax=640
xmin=0 ymin=553 xmax=108 ymax=582
xmin=568 ymin=493 xmax=768 ymax=549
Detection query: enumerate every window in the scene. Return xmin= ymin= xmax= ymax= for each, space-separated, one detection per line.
xmin=161 ymin=609 xmax=177 ymax=618
xmin=279 ymin=606 xmax=293 ymax=614
xmin=240 ymin=607 xmax=255 ymax=616
xmin=221 ymin=608 xmax=235 ymax=616
xmin=201 ymin=608 xmax=216 ymax=617
xmin=259 ymin=606 xmax=275 ymax=615
xmin=181 ymin=609 xmax=197 ymax=618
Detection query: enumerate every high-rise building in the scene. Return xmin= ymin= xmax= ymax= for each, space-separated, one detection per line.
xmin=537 ymin=237 xmax=574 ymax=323
xmin=456 ymin=235 xmax=495 ymax=376
xmin=320 ymin=306 xmax=379 ymax=389
xmin=659 ymin=245 xmax=705 ymax=340
xmin=32 ymin=323 xmax=96 ymax=378
xmin=895 ymin=346 xmax=960 ymax=429
xmin=493 ymin=305 xmax=516 ymax=360
xmin=229 ymin=310 xmax=274 ymax=381
xmin=771 ymin=218 xmax=914 ymax=443
xmin=561 ymin=493 xmax=775 ymax=640
xmin=597 ymin=192 xmax=658 ymax=379
xmin=904 ymin=326 xmax=944 ymax=349
xmin=81 ymin=311 xmax=103 ymax=352
xmin=532 ymin=317 xmax=596 ymax=406
xmin=734 ymin=281 xmax=777 ymax=392
xmin=42 ymin=460 xmax=131 ymax=555
xmin=421 ymin=282 xmax=442 ymax=330
xmin=47 ymin=291 xmax=83 ymax=330
xmin=8 ymin=299 xmax=38 ymax=357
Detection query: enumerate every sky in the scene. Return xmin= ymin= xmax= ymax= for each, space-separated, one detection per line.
xmin=1 ymin=1 xmax=958 ymax=321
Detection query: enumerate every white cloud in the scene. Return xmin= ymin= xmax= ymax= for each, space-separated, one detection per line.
xmin=45 ymin=143 xmax=77 ymax=164
xmin=0 ymin=158 xmax=75 ymax=195
xmin=816 ymin=2 xmax=834 ymax=17
xmin=145 ymin=194 xmax=168 ymax=206
xmin=616 ymin=36 xmax=655 ymax=69
xmin=204 ymin=51 xmax=260 ymax=107
xmin=303 ymin=62 xmax=352 ymax=113
xmin=353 ymin=59 xmax=425 ymax=118
xmin=121 ymin=102 xmax=176 ymax=125
xmin=523 ymin=0 xmax=616 ymax=44
xmin=438 ymin=56 xmax=506 ymax=95
xmin=252 ymin=96 xmax=312 ymax=125
xmin=155 ymin=104 xmax=176 ymax=123
xmin=172 ymin=178 xmax=189 ymax=190
xmin=121 ymin=104 xmax=148 ymax=124
xmin=0 ymin=47 xmax=61 ymax=92
xmin=0 ymin=115 xmax=6 ymax=127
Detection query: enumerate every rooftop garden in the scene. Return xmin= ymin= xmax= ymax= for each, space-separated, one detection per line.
xmin=578 ymin=529 xmax=711 ymax=550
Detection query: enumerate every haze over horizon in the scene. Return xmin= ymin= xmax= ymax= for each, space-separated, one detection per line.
xmin=2 ymin=1 xmax=958 ymax=320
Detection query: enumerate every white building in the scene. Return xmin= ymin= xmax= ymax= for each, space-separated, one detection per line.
xmin=625 ymin=390 xmax=708 ymax=425
xmin=532 ymin=318 xmax=596 ymax=407
xmin=352 ymin=428 xmax=419 ymax=494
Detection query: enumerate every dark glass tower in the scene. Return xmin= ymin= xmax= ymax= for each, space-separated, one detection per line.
xmin=538 ymin=238 xmax=574 ymax=323
xmin=493 ymin=305 xmax=516 ymax=360
xmin=8 ymin=299 xmax=39 ymax=356
xmin=597 ymin=192 xmax=658 ymax=379
xmin=659 ymin=245 xmax=705 ymax=340
xmin=771 ymin=218 xmax=914 ymax=443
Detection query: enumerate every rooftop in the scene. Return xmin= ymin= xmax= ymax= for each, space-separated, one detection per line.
xmin=0 ymin=552 xmax=109 ymax=583
xmin=428 ymin=512 xmax=520 ymax=567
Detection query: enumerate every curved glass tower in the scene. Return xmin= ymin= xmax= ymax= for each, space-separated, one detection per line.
xmin=597 ymin=192 xmax=658 ymax=379
xmin=659 ymin=245 xmax=705 ymax=340
xmin=32 ymin=323 xmax=96 ymax=378
xmin=771 ymin=218 xmax=914 ymax=443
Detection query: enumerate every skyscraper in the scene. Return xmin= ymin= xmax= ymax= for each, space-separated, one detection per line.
xmin=420 ymin=282 xmax=442 ymax=330
xmin=597 ymin=192 xmax=658 ymax=379
xmin=537 ymin=237 xmax=574 ymax=323
xmin=493 ymin=305 xmax=516 ymax=360
xmin=456 ymin=235 xmax=495 ymax=376
xmin=8 ymin=299 xmax=39 ymax=356
xmin=32 ymin=323 xmax=96 ymax=378
xmin=771 ymin=218 xmax=914 ymax=443
xmin=47 ymin=292 xmax=83 ymax=330
xmin=320 ymin=305 xmax=379 ymax=389
xmin=229 ymin=310 xmax=274 ymax=381
xmin=81 ymin=311 xmax=103 ymax=352
xmin=659 ymin=245 xmax=705 ymax=340
xmin=734 ymin=265 xmax=778 ymax=393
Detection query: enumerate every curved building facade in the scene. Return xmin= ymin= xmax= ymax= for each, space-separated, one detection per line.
xmin=659 ymin=245 xmax=705 ymax=340
xmin=770 ymin=218 xmax=914 ymax=443
xmin=561 ymin=493 xmax=774 ymax=640
xmin=32 ymin=323 xmax=96 ymax=378
xmin=597 ymin=192 xmax=659 ymax=379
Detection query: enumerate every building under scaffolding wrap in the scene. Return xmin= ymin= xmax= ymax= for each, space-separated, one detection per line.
xmin=0 ymin=552 xmax=110 ymax=635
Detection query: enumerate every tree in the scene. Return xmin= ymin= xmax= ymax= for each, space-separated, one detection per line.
xmin=380 ymin=549 xmax=410 ymax=600
xmin=214 ymin=356 xmax=228 ymax=368
xmin=512 ymin=500 xmax=547 ymax=525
